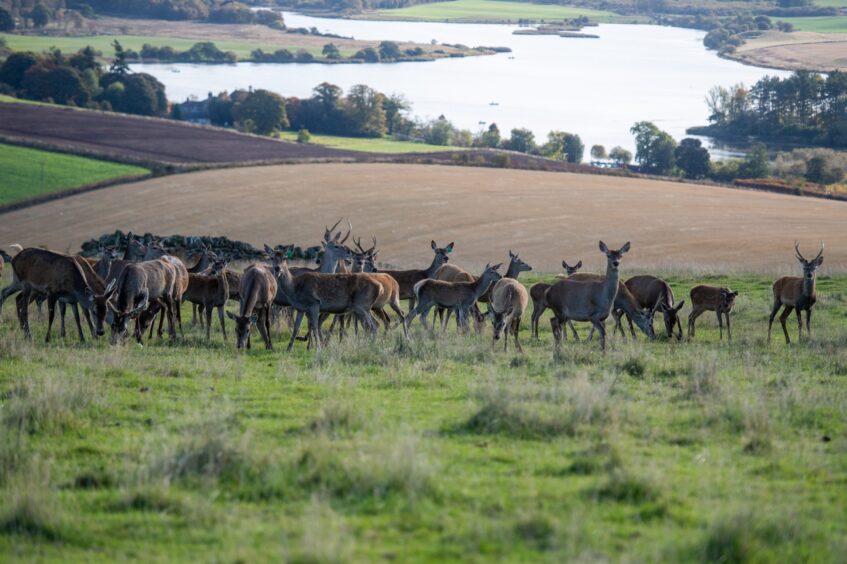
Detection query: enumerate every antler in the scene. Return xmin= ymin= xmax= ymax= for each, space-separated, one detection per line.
xmin=338 ymin=219 xmax=352 ymax=244
xmin=325 ymin=217 xmax=343 ymax=242
xmin=814 ymin=241 xmax=824 ymax=263
xmin=367 ymin=236 xmax=377 ymax=254
xmin=353 ymin=236 xmax=366 ymax=254
xmin=794 ymin=240 xmax=806 ymax=262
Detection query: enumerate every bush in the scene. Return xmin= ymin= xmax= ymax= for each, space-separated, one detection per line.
xmin=232 ymin=89 xmax=289 ymax=136
xmin=296 ymin=128 xmax=311 ymax=143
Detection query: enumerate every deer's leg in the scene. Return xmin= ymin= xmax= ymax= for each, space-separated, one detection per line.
xmin=767 ymin=301 xmax=781 ymax=343
xmin=45 ymin=295 xmax=58 ymax=343
xmin=309 ymin=307 xmax=323 ymax=351
xmin=58 ymin=301 xmax=67 ymax=338
xmin=587 ymin=323 xmax=595 ymax=342
xmin=550 ymin=316 xmax=562 ymax=349
xmin=472 ymin=303 xmax=485 ymax=334
xmin=716 ymin=310 xmax=724 ymax=341
xmin=513 ymin=317 xmax=524 ymax=354
xmin=287 ymin=310 xmax=305 ymax=351
xmin=626 ymin=311 xmax=637 ymax=339
xmin=612 ymin=310 xmax=625 ymax=339
xmin=82 ymin=306 xmax=95 ymax=339
xmin=216 ymin=305 xmax=227 ymax=341
xmin=441 ymin=308 xmax=452 ymax=332
xmin=175 ymin=299 xmax=185 ymax=338
xmin=725 ymin=311 xmax=732 ymax=342
xmin=18 ymin=291 xmax=32 ymax=339
xmin=192 ymin=303 xmax=199 ymax=328
xmin=71 ymin=303 xmax=86 ymax=343
xmin=530 ymin=303 xmax=542 ymax=340
xmin=257 ymin=309 xmax=272 ymax=350
xmin=805 ymin=308 xmax=812 ymax=338
xmin=778 ymin=306 xmax=793 ymax=344
xmin=593 ymin=319 xmax=607 ymax=352
xmin=796 ymin=308 xmax=803 ymax=342
xmin=688 ymin=308 xmax=705 ymax=339
xmin=567 ymin=320 xmax=579 ymax=342
xmin=205 ymin=303 xmax=213 ymax=340
xmin=389 ymin=298 xmax=408 ymax=339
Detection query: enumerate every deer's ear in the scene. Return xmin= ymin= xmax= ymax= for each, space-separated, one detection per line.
xmin=250 ymin=313 xmax=258 ymax=324
xmin=431 ymin=240 xmax=437 ymax=250
xmin=815 ymin=256 xmax=824 ymax=266
xmin=731 ymin=291 xmax=739 ymax=297
xmin=446 ymin=242 xmax=454 ymax=253
xmin=620 ymin=241 xmax=631 ymax=254
xmin=264 ymin=244 xmax=274 ymax=255
xmin=675 ymin=300 xmax=685 ymax=312
xmin=598 ymin=241 xmax=609 ymax=254
xmin=575 ymin=260 xmax=582 ymax=269
xmin=562 ymin=260 xmax=568 ymax=269
xmin=226 ymin=311 xmax=238 ymax=321
xmin=509 ymin=250 xmax=515 ymax=258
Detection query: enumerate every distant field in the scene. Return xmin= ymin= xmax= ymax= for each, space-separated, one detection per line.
xmin=0 ymin=144 xmax=149 ymax=206
xmin=277 ymin=131 xmax=457 ymax=153
xmin=780 ymin=16 xmax=847 ymax=33
xmin=814 ymin=0 xmax=847 ymax=7
xmin=376 ymin=0 xmax=618 ymax=22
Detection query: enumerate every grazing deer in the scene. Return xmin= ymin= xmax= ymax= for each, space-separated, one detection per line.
xmin=5 ymin=248 xmax=110 ymax=342
xmin=143 ymin=240 xmax=189 ymax=338
xmin=624 ymin=275 xmax=685 ymax=340
xmin=273 ymin=257 xmax=384 ymax=351
xmin=546 ymin=241 xmax=631 ymax=352
xmin=488 ymin=278 xmax=529 ymax=353
xmin=688 ymin=285 xmax=738 ymax=342
xmin=226 ymin=263 xmax=278 ymax=350
xmin=108 ymin=258 xmax=179 ymax=345
xmin=406 ymin=263 xmax=502 ymax=333
xmin=768 ymin=241 xmax=823 ymax=344
xmin=381 ymin=241 xmax=453 ymax=311
xmin=530 ymin=260 xmax=582 ymax=340
xmin=183 ymin=258 xmax=230 ymax=340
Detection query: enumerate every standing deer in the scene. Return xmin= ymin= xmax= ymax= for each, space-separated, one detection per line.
xmin=688 ymin=285 xmax=738 ymax=342
xmin=405 ymin=263 xmax=502 ymax=333
xmin=530 ymin=260 xmax=582 ymax=340
xmin=546 ymin=241 xmax=630 ymax=352
xmin=108 ymin=258 xmax=179 ymax=345
xmin=488 ymin=278 xmax=529 ymax=353
xmin=624 ymin=275 xmax=685 ymax=340
xmin=183 ymin=258 xmax=230 ymax=340
xmin=226 ymin=263 xmax=278 ymax=350
xmin=143 ymin=241 xmax=189 ymax=338
xmin=122 ymin=233 xmax=147 ymax=261
xmin=381 ymin=241 xmax=453 ymax=312
xmin=768 ymin=241 xmax=823 ymax=344
xmin=186 ymin=242 xmax=218 ymax=327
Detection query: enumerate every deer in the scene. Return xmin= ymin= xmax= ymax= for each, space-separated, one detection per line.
xmin=142 ymin=240 xmax=189 ymax=338
xmin=768 ymin=241 xmax=823 ymax=344
xmin=688 ymin=285 xmax=738 ymax=342
xmin=108 ymin=258 xmax=179 ymax=345
xmin=183 ymin=258 xmax=230 ymax=340
xmin=4 ymin=248 xmax=112 ymax=343
xmin=530 ymin=260 xmax=582 ymax=340
xmin=122 ymin=232 xmax=148 ymax=261
xmin=226 ymin=263 xmax=278 ymax=350
xmin=273 ymin=256 xmax=384 ymax=351
xmin=405 ymin=263 xmax=502 ymax=333
xmin=546 ymin=241 xmax=630 ymax=352
xmin=487 ymin=278 xmax=529 ymax=353
xmin=380 ymin=241 xmax=453 ymax=312
xmin=623 ymin=275 xmax=685 ymax=340
xmin=185 ymin=242 xmax=219 ymax=327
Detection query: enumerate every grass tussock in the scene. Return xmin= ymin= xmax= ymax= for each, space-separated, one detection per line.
xmin=2 ymin=374 xmax=101 ymax=434
xmin=682 ymin=359 xmax=721 ymax=401
xmin=461 ymin=374 xmax=613 ymax=439
xmin=698 ymin=513 xmax=811 ymax=563
xmin=307 ymin=401 xmax=364 ymax=438
xmin=287 ymin=496 xmax=354 ymax=563
xmin=594 ymin=468 xmax=660 ymax=505
xmin=567 ymin=441 xmax=623 ymax=475
xmin=0 ymin=459 xmax=64 ymax=541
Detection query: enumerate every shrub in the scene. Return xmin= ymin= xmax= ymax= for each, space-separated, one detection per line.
xmin=296 ymin=128 xmax=311 ymax=143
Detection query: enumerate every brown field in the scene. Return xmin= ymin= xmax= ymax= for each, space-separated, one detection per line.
xmin=731 ymin=30 xmax=847 ymax=71
xmin=1 ymin=163 xmax=845 ymax=274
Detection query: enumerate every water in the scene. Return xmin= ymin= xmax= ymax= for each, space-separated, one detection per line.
xmin=133 ymin=13 xmax=790 ymax=157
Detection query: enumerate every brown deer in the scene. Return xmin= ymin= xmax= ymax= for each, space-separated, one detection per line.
xmin=688 ymin=285 xmax=738 ymax=341
xmin=226 ymin=263 xmax=278 ymax=350
xmin=108 ymin=258 xmax=179 ymax=345
xmin=487 ymin=278 xmax=529 ymax=353
xmin=6 ymin=248 xmax=111 ymax=342
xmin=143 ymin=240 xmax=189 ymax=338
xmin=530 ymin=260 xmax=582 ymax=340
xmin=546 ymin=241 xmax=630 ymax=352
xmin=273 ymin=257 xmax=384 ymax=351
xmin=381 ymin=240 xmax=453 ymax=311
xmin=768 ymin=241 xmax=823 ymax=344
xmin=624 ymin=275 xmax=685 ymax=340
xmin=405 ymin=263 xmax=502 ymax=333
xmin=122 ymin=233 xmax=147 ymax=261
xmin=345 ymin=238 xmax=407 ymax=336
xmin=183 ymin=258 xmax=230 ymax=340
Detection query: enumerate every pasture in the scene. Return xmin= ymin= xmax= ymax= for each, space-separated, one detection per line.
xmin=780 ymin=16 xmax=847 ymax=33
xmin=275 ymin=131 xmax=457 ymax=154
xmin=0 ymin=262 xmax=846 ymax=560
xmin=0 ymin=144 xmax=149 ymax=207
xmin=375 ymin=0 xmax=619 ymax=22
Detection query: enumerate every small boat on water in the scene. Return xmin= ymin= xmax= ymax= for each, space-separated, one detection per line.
xmin=489 ymin=102 xmax=499 ymax=106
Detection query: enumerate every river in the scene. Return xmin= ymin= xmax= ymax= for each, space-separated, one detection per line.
xmin=133 ymin=12 xmax=790 ymax=157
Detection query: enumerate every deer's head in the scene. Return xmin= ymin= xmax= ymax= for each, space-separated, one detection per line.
xmin=432 ymin=240 xmax=454 ymax=267
xmin=562 ymin=260 xmax=582 ymax=277
xmin=507 ymin=250 xmax=532 ymax=277
xmin=653 ymin=300 xmax=685 ymax=340
xmin=720 ymin=289 xmax=739 ymax=311
xmin=226 ymin=311 xmax=257 ymax=350
xmin=599 ymin=241 xmax=630 ymax=271
xmin=630 ymin=307 xmax=656 ymax=340
xmin=795 ymin=241 xmax=824 ymax=281
xmin=108 ymin=288 xmax=149 ymax=345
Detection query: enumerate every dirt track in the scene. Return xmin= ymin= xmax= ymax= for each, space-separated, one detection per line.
xmin=2 ymin=163 xmax=845 ymax=274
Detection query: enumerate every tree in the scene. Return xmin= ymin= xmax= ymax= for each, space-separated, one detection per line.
xmin=378 ymin=41 xmax=402 ymax=60
xmin=69 ymin=46 xmax=100 ymax=74
xmin=630 ymin=121 xmax=677 ymax=175
xmin=121 ymin=73 xmax=166 ymax=116
xmin=540 ymin=131 xmax=581 ymax=162
xmin=563 ymin=133 xmax=584 ymax=164
xmin=344 ymin=84 xmax=386 ymax=137
xmin=0 ymin=52 xmax=39 ymax=89
xmin=0 ymin=7 xmax=14 ymax=32
xmin=208 ymin=93 xmax=234 ymax=126
xmin=383 ymin=93 xmax=410 ymax=135
xmin=233 ymin=89 xmax=288 ymax=135
xmin=353 ymin=47 xmax=379 ymax=63
xmin=674 ymin=138 xmax=711 ymax=179
xmin=110 ymin=40 xmax=130 ymax=76
xmin=478 ymin=123 xmax=500 ymax=148
xmin=297 ymin=128 xmax=311 ymax=143
xmin=22 ymin=65 xmax=91 ymax=105
xmin=31 ymin=4 xmax=50 ymax=28
xmin=609 ymin=146 xmax=633 ymax=166
xmin=590 ymin=145 xmax=607 ymax=160
xmin=424 ymin=117 xmax=454 ymax=146
xmin=738 ymin=144 xmax=770 ymax=178
xmin=506 ymin=128 xmax=536 ymax=154
xmin=322 ymin=43 xmax=341 ymax=59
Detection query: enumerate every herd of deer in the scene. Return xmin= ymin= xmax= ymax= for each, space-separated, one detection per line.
xmin=0 ymin=219 xmax=826 ymax=354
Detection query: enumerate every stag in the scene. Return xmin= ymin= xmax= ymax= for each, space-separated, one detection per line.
xmin=768 ymin=241 xmax=823 ymax=344
xmin=624 ymin=275 xmax=685 ymax=340
xmin=488 ymin=278 xmax=529 ymax=353
xmin=688 ymin=285 xmax=738 ymax=341
xmin=226 ymin=263 xmax=278 ymax=350
xmin=546 ymin=241 xmax=630 ymax=352
xmin=108 ymin=258 xmax=179 ymax=345
xmin=405 ymin=263 xmax=502 ymax=333
xmin=530 ymin=260 xmax=582 ymax=340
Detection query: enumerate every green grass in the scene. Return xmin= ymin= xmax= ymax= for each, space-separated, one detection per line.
xmin=376 ymin=0 xmax=619 ymax=22
xmin=0 ymin=33 xmax=344 ymax=60
xmin=814 ymin=0 xmax=847 ymax=8
xmin=0 ymin=268 xmax=846 ymax=560
xmin=780 ymin=16 xmax=847 ymax=33
xmin=0 ymin=144 xmax=149 ymax=206
xmin=277 ymin=131 xmax=458 ymax=153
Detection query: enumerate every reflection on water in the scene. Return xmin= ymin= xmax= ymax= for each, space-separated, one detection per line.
xmin=134 ymin=12 xmax=790 ymax=158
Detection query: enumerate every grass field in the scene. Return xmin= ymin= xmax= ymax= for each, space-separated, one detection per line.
xmin=376 ymin=0 xmax=619 ymax=22
xmin=780 ymin=16 xmax=847 ymax=33
xmin=0 ymin=265 xmax=845 ymax=560
xmin=0 ymin=144 xmax=149 ymax=206
xmin=814 ymin=0 xmax=847 ymax=7
xmin=276 ymin=131 xmax=457 ymax=153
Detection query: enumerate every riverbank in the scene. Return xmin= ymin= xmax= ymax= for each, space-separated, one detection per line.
xmin=723 ymin=30 xmax=847 ymax=72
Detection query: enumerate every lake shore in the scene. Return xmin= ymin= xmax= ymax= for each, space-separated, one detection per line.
xmin=723 ymin=30 xmax=847 ymax=73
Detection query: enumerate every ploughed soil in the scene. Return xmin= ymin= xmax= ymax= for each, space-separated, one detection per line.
xmin=0 ymin=102 xmax=362 ymax=165
xmin=730 ymin=30 xmax=847 ymax=72
xmin=2 ymin=163 xmax=844 ymax=274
